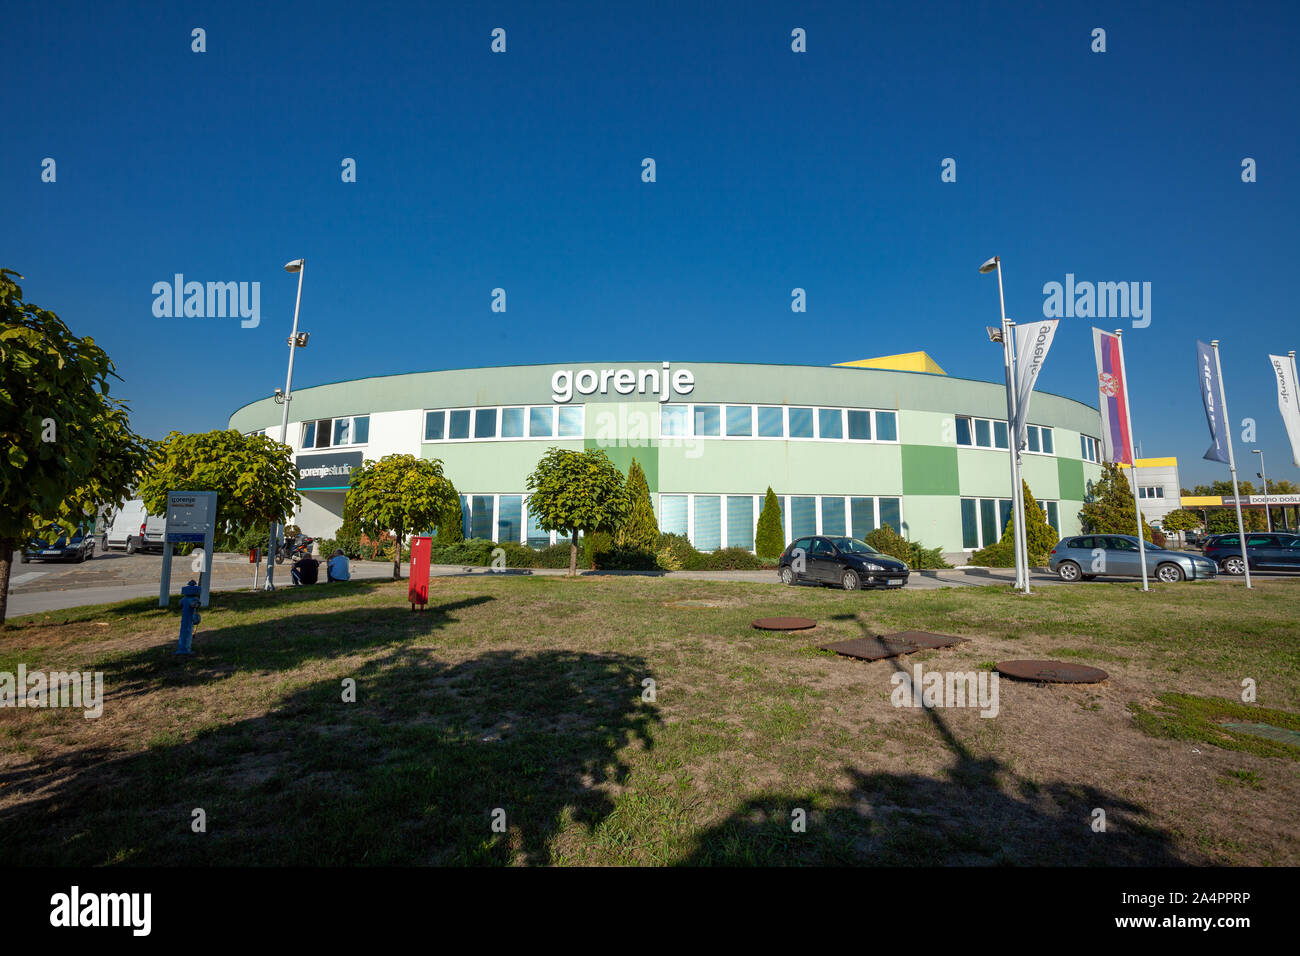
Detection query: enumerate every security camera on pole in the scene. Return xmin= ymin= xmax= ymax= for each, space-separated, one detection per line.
xmin=266 ymin=258 xmax=307 ymax=591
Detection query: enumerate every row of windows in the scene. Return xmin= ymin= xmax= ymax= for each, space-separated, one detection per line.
xmin=960 ymin=496 xmax=1061 ymax=550
xmin=451 ymin=493 xmax=903 ymax=551
xmin=1138 ymin=486 xmax=1166 ymax=500
xmin=955 ymin=416 xmax=1055 ymax=455
xmin=302 ymin=415 xmax=370 ymax=449
xmin=659 ymin=405 xmax=899 ymax=442
xmin=425 ymin=406 xmax=584 ymax=442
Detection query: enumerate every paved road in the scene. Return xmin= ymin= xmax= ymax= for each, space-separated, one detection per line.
xmin=5 ymin=550 xmax=1076 ymax=618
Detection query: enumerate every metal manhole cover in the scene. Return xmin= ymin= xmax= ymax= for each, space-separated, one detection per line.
xmin=996 ymin=659 xmax=1109 ymax=683
xmin=880 ymin=631 xmax=968 ymax=649
xmin=819 ymin=635 xmax=921 ymax=661
xmin=752 ymin=616 xmax=817 ymax=631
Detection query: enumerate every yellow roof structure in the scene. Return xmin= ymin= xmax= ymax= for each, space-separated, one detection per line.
xmin=835 ymin=351 xmax=946 ymax=375
xmin=1117 ymin=457 xmax=1179 ymax=469
xmin=1181 ymin=495 xmax=1222 ymax=507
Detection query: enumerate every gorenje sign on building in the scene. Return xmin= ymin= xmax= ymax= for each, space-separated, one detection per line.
xmin=296 ymin=450 xmax=363 ymax=490
xmin=551 ymin=363 xmax=695 ymax=404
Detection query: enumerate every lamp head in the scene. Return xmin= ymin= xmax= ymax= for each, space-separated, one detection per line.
xmin=284 ymin=259 xmax=304 ymax=273
xmin=985 ymin=325 xmax=1003 ymax=343
xmin=978 ymin=256 xmax=999 ymax=274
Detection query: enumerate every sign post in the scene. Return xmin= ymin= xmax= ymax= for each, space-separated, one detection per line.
xmin=159 ymin=491 xmax=218 ymax=608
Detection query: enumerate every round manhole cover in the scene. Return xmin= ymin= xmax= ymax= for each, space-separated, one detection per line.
xmin=752 ymin=616 xmax=817 ymax=631
xmin=996 ymin=659 xmax=1108 ymax=683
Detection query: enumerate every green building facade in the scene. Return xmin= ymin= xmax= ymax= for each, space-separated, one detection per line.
xmin=227 ymin=360 xmax=1103 ymax=556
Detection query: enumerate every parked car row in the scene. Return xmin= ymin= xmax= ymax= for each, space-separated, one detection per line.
xmin=1049 ymin=535 xmax=1217 ymax=583
xmin=1202 ymin=532 xmax=1300 ymax=574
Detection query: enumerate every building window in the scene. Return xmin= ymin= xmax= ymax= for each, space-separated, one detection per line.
xmin=876 ymin=411 xmax=898 ymax=442
xmin=726 ymin=496 xmax=754 ymax=550
xmin=788 ymin=407 xmax=814 ymax=438
xmin=757 ymin=406 xmax=784 ymax=438
xmin=693 ymin=496 xmax=722 ymax=550
xmin=821 ymin=497 xmax=846 ymax=536
xmin=961 ymin=497 xmax=1013 ymax=550
xmin=529 ymin=406 xmax=554 ymax=438
xmin=557 ymin=405 xmax=583 ymax=437
xmin=302 ymin=415 xmax=369 ymax=450
xmin=659 ymin=495 xmax=688 ymax=536
xmin=1025 ymin=424 xmax=1055 ymax=455
xmin=501 ymin=407 xmax=525 ymax=438
xmin=1080 ymin=434 xmax=1099 ymax=462
xmin=725 ymin=405 xmax=753 ymax=437
xmin=955 ymin=415 xmax=1010 ymax=450
xmin=1045 ymin=500 xmax=1060 ymax=534
xmin=694 ymin=405 xmax=721 ymax=437
xmin=660 ymin=405 xmax=688 ymax=437
xmin=474 ymin=408 xmax=498 ymax=439
xmin=1139 ymin=486 xmax=1166 ymax=500
xmin=818 ymin=408 xmax=843 ymax=440
xmin=497 ymin=495 xmax=523 ymax=543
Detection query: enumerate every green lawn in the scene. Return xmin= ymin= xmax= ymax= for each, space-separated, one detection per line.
xmin=1 ymin=573 xmax=1297 ymax=865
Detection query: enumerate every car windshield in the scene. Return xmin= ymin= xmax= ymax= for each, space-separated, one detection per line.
xmin=831 ymin=537 xmax=880 ymax=555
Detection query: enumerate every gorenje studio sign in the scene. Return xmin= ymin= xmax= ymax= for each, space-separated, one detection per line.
xmin=551 ymin=363 xmax=695 ymax=404
xmin=295 ymin=450 xmax=362 ymax=489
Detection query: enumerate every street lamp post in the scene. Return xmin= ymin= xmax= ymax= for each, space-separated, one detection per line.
xmin=980 ymin=256 xmax=1030 ymax=594
xmin=265 ymin=258 xmax=307 ymax=591
xmin=1252 ymin=448 xmax=1271 ymax=532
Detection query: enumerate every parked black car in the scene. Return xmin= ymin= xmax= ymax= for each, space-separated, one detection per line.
xmin=21 ymin=525 xmax=96 ymax=563
xmin=778 ymin=535 xmax=909 ymax=590
xmin=1203 ymin=532 xmax=1300 ymax=574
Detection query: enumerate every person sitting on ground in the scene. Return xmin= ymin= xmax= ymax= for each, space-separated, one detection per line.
xmin=327 ymin=548 xmax=350 ymax=582
xmin=291 ymin=553 xmax=319 ymax=586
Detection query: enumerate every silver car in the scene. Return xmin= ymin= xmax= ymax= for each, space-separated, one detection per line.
xmin=1048 ymin=534 xmax=1217 ymax=583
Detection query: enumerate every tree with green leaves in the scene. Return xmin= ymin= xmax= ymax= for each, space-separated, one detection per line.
xmin=139 ymin=430 xmax=299 ymax=542
xmin=0 ymin=269 xmax=154 ymax=624
xmin=347 ymin=454 xmax=457 ymax=579
xmin=434 ymin=474 xmax=464 ymax=544
xmin=614 ymin=458 xmax=658 ymax=552
xmin=526 ymin=448 xmax=629 ymax=576
xmin=1080 ymin=463 xmax=1156 ymax=541
xmin=755 ymin=487 xmax=784 ymax=558
xmin=1160 ymin=509 xmax=1201 ymax=533
xmin=968 ymin=480 xmax=1057 ymax=567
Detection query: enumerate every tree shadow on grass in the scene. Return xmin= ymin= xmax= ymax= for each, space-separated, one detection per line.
xmin=676 ymin=612 xmax=1188 ymax=865
xmin=0 ymin=644 xmax=657 ymax=866
xmin=80 ymin=594 xmax=499 ymax=705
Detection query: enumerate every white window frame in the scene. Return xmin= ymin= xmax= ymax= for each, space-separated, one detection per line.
xmin=420 ymin=405 xmax=584 ymax=443
xmin=656 ymin=403 xmax=900 ymax=444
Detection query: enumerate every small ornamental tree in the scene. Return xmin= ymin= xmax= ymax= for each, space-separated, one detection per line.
xmin=139 ymin=430 xmax=299 ymax=539
xmin=615 ymin=458 xmax=659 ymax=552
xmin=755 ymin=487 xmax=784 ymax=558
xmin=969 ymin=481 xmax=1058 ymax=568
xmin=526 ymin=448 xmax=630 ymax=576
xmin=348 ymin=454 xmax=457 ymax=579
xmin=1080 ymin=463 xmax=1156 ymax=541
xmin=0 ymin=269 xmax=154 ymax=624
xmin=436 ymin=476 xmax=465 ymax=544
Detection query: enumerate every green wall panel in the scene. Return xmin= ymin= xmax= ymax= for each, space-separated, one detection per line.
xmin=902 ymin=445 xmax=960 ymax=496
xmin=1057 ymin=457 xmax=1087 ymax=502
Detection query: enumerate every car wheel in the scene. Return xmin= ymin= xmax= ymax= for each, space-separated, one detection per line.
xmin=840 ymin=570 xmax=861 ymax=591
xmin=1057 ymin=560 xmax=1082 ymax=582
xmin=1222 ymin=556 xmax=1245 ymax=575
xmin=1156 ymin=562 xmax=1184 ymax=583
xmin=125 ymin=537 xmax=137 ymax=555
xmin=779 ymin=566 xmax=796 ymax=586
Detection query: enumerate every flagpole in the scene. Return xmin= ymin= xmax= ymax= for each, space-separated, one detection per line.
xmin=1213 ymin=340 xmax=1252 ymax=589
xmin=1113 ymin=330 xmax=1149 ymax=592
xmin=994 ymin=260 xmax=1029 ymax=594
xmin=1007 ymin=321 xmax=1031 ymax=594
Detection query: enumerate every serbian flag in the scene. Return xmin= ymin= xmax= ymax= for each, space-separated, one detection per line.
xmin=1092 ymin=328 xmax=1132 ymax=465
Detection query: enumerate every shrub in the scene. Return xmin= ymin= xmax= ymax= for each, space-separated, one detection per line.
xmin=536 ymin=543 xmax=575 ymax=569
xmin=593 ymin=547 xmax=659 ymax=571
xmin=864 ymin=525 xmax=911 ymax=562
xmin=699 ymin=547 xmax=762 ymax=570
xmin=214 ymin=523 xmax=272 ymax=555
xmin=967 ymin=537 xmax=1016 ymax=568
xmin=582 ymin=531 xmax=614 ymax=569
xmin=654 ymin=532 xmax=699 ymax=571
xmin=755 ymin=488 xmax=785 ymax=558
xmin=435 ymin=483 xmax=464 ymax=544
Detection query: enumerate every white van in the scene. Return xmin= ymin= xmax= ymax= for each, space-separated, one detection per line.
xmin=104 ymin=499 xmax=168 ymax=553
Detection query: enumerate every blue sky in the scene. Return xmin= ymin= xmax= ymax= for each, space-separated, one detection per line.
xmin=5 ymin=0 xmax=1298 ymax=488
